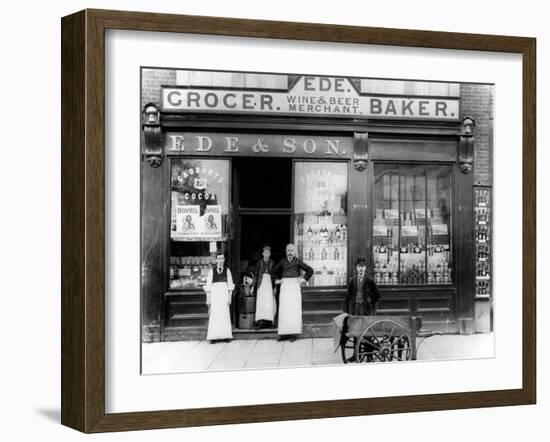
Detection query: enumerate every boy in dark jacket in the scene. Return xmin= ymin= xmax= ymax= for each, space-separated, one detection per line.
xmin=344 ymin=257 xmax=380 ymax=315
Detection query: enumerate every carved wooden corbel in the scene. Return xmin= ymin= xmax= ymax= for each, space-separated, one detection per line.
xmin=353 ymin=132 xmax=369 ymax=172
xmin=142 ymin=103 xmax=165 ymax=168
xmin=458 ymin=116 xmax=475 ymax=174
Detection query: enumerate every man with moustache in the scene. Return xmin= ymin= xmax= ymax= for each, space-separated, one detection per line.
xmin=273 ymin=243 xmax=314 ymax=342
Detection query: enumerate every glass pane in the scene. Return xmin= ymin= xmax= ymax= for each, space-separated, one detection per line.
xmin=373 ymin=163 xmax=452 ymax=286
xmin=294 ymin=162 xmax=348 ymax=287
xmin=426 ymin=165 xmax=453 ymax=284
xmin=373 ymin=164 xmax=399 ymax=285
xmin=398 ymin=165 xmax=427 ymax=285
xmin=169 ymin=159 xmax=230 ymax=290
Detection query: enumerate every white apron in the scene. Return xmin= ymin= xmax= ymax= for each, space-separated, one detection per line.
xmin=206 ymin=282 xmax=233 ymax=340
xmin=277 ymin=278 xmax=302 ymax=335
xmin=255 ymin=274 xmax=276 ymax=322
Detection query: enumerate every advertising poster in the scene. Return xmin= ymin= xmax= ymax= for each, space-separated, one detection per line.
xmin=203 ymin=205 xmax=222 ymax=239
xmin=174 ymin=205 xmax=200 ymax=240
xmin=172 ymin=203 xmax=223 ymax=241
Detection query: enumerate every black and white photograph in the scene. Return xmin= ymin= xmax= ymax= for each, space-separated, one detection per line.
xmin=2 ymin=0 xmax=545 ymax=439
xmin=140 ymin=68 xmax=495 ymax=374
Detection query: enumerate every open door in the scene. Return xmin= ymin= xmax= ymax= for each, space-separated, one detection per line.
xmin=232 ymin=158 xmax=292 ymax=329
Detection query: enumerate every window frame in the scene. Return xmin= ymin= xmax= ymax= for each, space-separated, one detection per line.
xmin=292 ymin=158 xmax=351 ymax=289
xmin=166 ymin=156 xmax=232 ymax=293
xmin=370 ymin=160 xmax=457 ymax=288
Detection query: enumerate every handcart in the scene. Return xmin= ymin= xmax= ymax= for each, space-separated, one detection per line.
xmin=333 ymin=314 xmax=435 ymax=363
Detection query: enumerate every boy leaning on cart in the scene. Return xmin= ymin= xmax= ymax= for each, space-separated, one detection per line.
xmin=344 ymin=257 xmax=380 ymax=316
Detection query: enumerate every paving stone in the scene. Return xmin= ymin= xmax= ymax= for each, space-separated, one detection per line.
xmin=208 ymin=340 xmax=257 ymax=371
xmin=312 ymin=338 xmax=342 ymax=365
xmin=170 ymin=341 xmax=228 ymax=373
xmin=141 ymin=334 xmax=495 ymax=373
xmin=142 ymin=341 xmax=201 ymax=374
xmin=279 ymin=339 xmax=313 ymax=367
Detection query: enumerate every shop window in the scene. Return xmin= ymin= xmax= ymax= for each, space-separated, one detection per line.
xmin=169 ymin=159 xmax=230 ymax=290
xmin=294 ymin=162 xmax=348 ymax=287
xmin=373 ymin=163 xmax=453 ymax=286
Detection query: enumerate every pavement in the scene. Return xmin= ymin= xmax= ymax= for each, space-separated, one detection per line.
xmin=142 ymin=332 xmax=494 ymax=374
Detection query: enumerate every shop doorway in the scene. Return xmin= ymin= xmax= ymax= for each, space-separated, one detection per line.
xmin=238 ymin=214 xmax=290 ymax=279
xmin=233 ymin=157 xmax=293 ymax=283
xmin=232 ymin=158 xmax=292 ymax=331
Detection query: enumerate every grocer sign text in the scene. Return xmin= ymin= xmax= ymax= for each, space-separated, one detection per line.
xmin=161 ymin=76 xmax=460 ymax=121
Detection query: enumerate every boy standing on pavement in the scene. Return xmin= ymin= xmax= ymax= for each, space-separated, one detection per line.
xmin=345 ymin=257 xmax=380 ymax=315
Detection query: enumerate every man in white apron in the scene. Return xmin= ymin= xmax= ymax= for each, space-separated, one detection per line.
xmin=254 ymin=245 xmax=276 ymax=330
xmin=273 ymin=243 xmax=314 ymax=342
xmin=204 ymin=253 xmax=235 ymax=343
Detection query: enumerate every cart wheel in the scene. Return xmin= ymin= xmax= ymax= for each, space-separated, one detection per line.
xmin=340 ymin=337 xmax=357 ymax=364
xmin=355 ymin=318 xmax=412 ymax=363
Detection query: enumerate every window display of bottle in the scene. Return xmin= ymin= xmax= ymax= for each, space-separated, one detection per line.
xmin=373 ymin=164 xmax=455 ymax=286
xmin=294 ymin=162 xmax=348 ymax=287
xmin=399 ymin=229 xmax=426 ymax=284
xmin=298 ymin=221 xmax=347 ymax=287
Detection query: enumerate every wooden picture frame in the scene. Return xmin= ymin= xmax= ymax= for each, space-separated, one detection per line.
xmin=61 ymin=9 xmax=536 ymax=433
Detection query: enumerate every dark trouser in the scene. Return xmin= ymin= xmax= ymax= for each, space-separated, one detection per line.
xmin=350 ymin=301 xmax=374 ymax=316
xmin=255 ymin=319 xmax=273 ymax=329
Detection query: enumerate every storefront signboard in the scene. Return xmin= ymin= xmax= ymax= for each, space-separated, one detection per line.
xmin=166 ymin=132 xmax=353 ymax=159
xmin=161 ymin=76 xmax=460 ymax=121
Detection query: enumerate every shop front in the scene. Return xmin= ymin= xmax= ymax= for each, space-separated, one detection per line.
xmin=140 ymin=70 xmax=491 ymax=342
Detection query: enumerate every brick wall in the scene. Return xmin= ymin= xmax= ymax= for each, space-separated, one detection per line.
xmin=141 ymin=68 xmax=177 ymax=109
xmin=460 ymin=84 xmax=494 ymax=186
